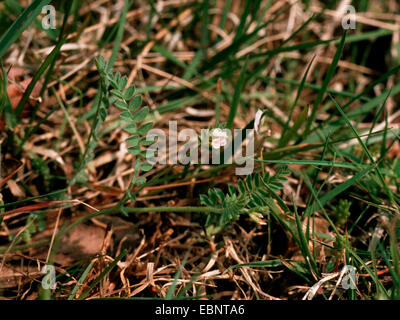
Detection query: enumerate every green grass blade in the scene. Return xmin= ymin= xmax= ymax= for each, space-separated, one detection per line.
xmin=0 ymin=66 xmax=8 ymax=115
xmin=330 ymin=95 xmax=394 ymax=203
xmin=264 ymin=76 xmax=370 ymax=101
xmin=152 ymin=44 xmax=187 ymax=68
xmin=304 ymin=30 xmax=347 ymax=136
xmin=77 ymin=249 xmax=128 ymax=300
xmin=107 ymin=0 xmax=130 ymax=71
xmin=227 ymin=59 xmax=248 ymax=128
xmin=347 ymin=247 xmax=389 ymax=298
xmin=0 ymin=0 xmax=52 ymax=59
xmin=313 ymin=65 xmax=400 ymax=133
xmin=279 ymin=55 xmax=315 ymax=147
xmin=200 ymin=0 xmax=210 ymax=55
xmin=305 ymin=164 xmax=376 ymax=216
xmin=225 ymin=259 xmax=282 ymax=273
xmin=279 ymin=105 xmax=309 ymax=148
xmin=293 ymin=199 xmax=319 ymax=277
xmin=217 ymin=0 xmax=233 ymax=41
xmin=68 ymin=261 xmax=95 ymax=300
xmin=165 ymin=252 xmax=189 ymax=300
xmin=256 ymin=158 xmax=363 ymax=171
xmin=15 ymin=37 xmax=66 ymax=118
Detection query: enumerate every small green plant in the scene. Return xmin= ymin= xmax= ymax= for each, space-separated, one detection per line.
xmin=200 ymin=166 xmax=290 ymax=234
xmin=21 ymin=213 xmax=46 ymax=243
xmin=334 ymin=199 xmax=352 ymax=227
xmin=95 ymin=56 xmax=155 ymax=208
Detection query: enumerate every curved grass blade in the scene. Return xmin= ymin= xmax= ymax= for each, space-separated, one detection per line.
xmin=225 ymin=259 xmax=282 ymax=273
xmin=15 ymin=37 xmax=67 ymax=118
xmin=279 ymin=55 xmax=315 ymax=147
xmin=303 ymin=30 xmax=347 ymax=137
xmin=227 ymin=58 xmax=248 ymax=128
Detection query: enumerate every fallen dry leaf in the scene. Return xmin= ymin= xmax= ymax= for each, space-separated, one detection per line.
xmin=0 ymin=77 xmax=43 ymax=130
xmin=31 ymin=223 xmax=106 ymax=266
xmin=8 ymin=78 xmax=42 ymax=110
